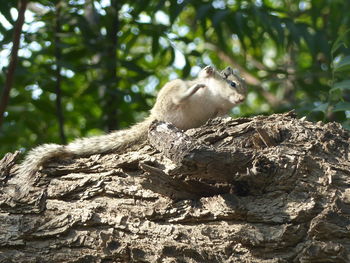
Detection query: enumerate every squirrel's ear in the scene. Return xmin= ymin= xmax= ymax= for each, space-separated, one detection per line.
xmin=221 ymin=66 xmax=233 ymax=78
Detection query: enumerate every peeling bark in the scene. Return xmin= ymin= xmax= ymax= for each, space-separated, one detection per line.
xmin=1 ymin=112 xmax=350 ymax=262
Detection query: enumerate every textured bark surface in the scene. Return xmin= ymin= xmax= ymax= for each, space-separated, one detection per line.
xmin=1 ymin=112 xmax=350 ymax=263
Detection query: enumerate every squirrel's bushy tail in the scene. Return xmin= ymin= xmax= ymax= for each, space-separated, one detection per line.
xmin=13 ymin=117 xmax=152 ymax=195
xmin=12 ymin=143 xmax=67 ymax=195
xmin=16 ymin=143 xmax=67 ymax=179
xmin=66 ymin=117 xmax=151 ymax=155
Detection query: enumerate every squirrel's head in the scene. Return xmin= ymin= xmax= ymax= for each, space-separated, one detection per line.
xmin=199 ymin=65 xmax=247 ymax=105
xmin=220 ymin=66 xmax=247 ymax=104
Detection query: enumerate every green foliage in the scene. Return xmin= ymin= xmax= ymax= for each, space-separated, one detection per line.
xmin=0 ymin=0 xmax=349 ymax=156
xmin=328 ymin=29 xmax=350 ymax=128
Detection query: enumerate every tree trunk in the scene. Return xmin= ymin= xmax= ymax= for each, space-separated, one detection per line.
xmin=1 ymin=112 xmax=350 ymax=263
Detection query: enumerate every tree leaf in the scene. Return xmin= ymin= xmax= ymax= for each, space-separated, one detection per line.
xmin=334 ymin=56 xmax=350 ymax=72
xmin=120 ymin=60 xmax=149 ymax=76
xmin=330 ymin=80 xmax=350 ymax=92
xmin=195 ymin=3 xmax=212 ymax=20
xmin=169 ymin=0 xmax=188 ymax=25
xmin=332 ymin=102 xmax=350 ymax=112
xmin=167 ymin=46 xmax=175 ymax=66
xmin=312 ymin=102 xmax=328 ymax=113
xmin=182 ymin=57 xmax=191 ymax=78
xmin=189 ymin=50 xmax=201 ymax=57
xmin=331 ymin=29 xmax=350 ymax=56
xmin=212 ymin=10 xmax=229 ymax=27
xmin=151 ymin=34 xmax=159 ymax=56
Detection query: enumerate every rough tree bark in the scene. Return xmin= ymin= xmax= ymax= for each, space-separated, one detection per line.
xmin=0 ymin=112 xmax=350 ymax=263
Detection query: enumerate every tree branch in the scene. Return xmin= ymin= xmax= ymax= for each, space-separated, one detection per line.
xmin=54 ymin=1 xmax=66 ymax=144
xmin=0 ymin=0 xmax=28 ymax=128
xmin=1 ymin=113 xmax=350 ymax=262
xmin=102 ymin=0 xmax=120 ymax=131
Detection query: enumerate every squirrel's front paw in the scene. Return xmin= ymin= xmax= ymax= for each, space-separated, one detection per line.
xmin=203 ymin=65 xmax=214 ymax=76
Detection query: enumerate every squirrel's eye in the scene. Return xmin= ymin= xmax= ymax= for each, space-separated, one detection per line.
xmin=230 ymin=81 xmax=236 ymax=88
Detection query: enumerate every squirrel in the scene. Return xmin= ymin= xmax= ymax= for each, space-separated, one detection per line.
xmin=13 ymin=65 xmax=247 ymax=193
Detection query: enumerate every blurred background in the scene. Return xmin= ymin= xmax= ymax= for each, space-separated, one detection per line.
xmin=0 ymin=0 xmax=349 ymax=156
